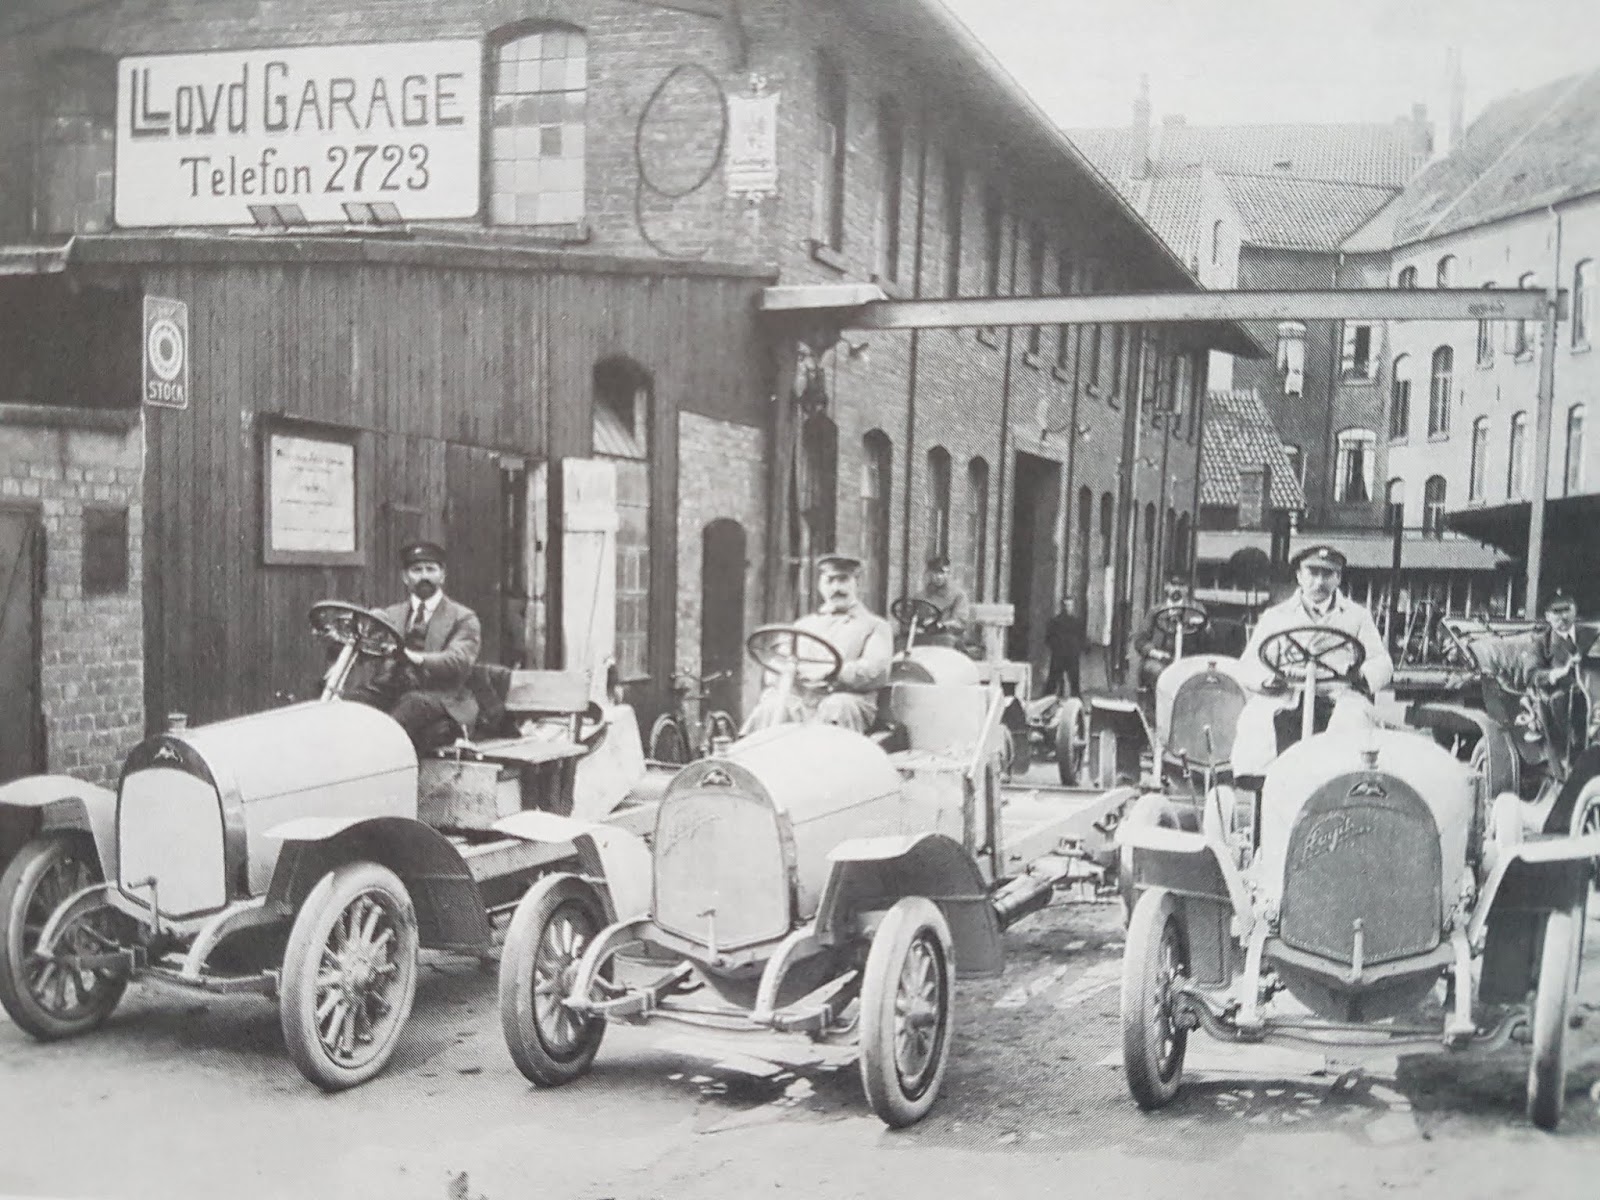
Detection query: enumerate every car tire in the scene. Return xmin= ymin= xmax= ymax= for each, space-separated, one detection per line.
xmin=648 ymin=715 xmax=688 ymax=764
xmin=1121 ymin=887 xmax=1188 ymax=1109
xmin=859 ymin=896 xmax=954 ymax=1129
xmin=280 ymin=860 xmax=419 ymax=1092
xmin=1527 ymin=900 xmax=1583 ymax=1131
xmin=0 ymin=834 xmax=128 ymax=1041
xmin=1056 ymin=699 xmax=1086 ymax=786
xmin=499 ymin=874 xmax=609 ymax=1087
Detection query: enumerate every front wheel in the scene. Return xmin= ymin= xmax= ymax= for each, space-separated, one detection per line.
xmin=1056 ymin=699 xmax=1087 ymax=786
xmin=859 ymin=897 xmax=954 ymax=1128
xmin=0 ymin=834 xmax=128 ymax=1040
xmin=647 ymin=714 xmax=688 ymax=764
xmin=1527 ymin=901 xmax=1582 ymax=1130
xmin=280 ymin=861 xmax=419 ymax=1092
xmin=1121 ymin=887 xmax=1189 ymax=1109
xmin=499 ymin=874 xmax=609 ymax=1087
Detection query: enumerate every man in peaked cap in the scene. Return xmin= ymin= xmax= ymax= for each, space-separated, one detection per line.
xmin=911 ymin=553 xmax=976 ymax=652
xmin=346 ymin=539 xmax=482 ymax=752
xmin=742 ymin=551 xmax=894 ymax=734
xmin=1232 ymin=543 xmax=1393 ymax=781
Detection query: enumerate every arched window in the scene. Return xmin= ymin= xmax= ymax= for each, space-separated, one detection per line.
xmin=1512 ymin=273 xmax=1538 ymax=356
xmin=1574 ymin=260 xmax=1593 ymax=348
xmin=1384 ymin=478 xmax=1405 ymax=531
xmin=966 ymin=457 xmax=990 ymax=601
xmin=1423 ymin=475 xmax=1446 ymax=536
xmin=1476 ymin=282 xmax=1496 ymax=365
xmin=1389 ymin=354 xmax=1411 ymax=440
xmin=1396 ymin=265 xmax=1418 ymax=289
xmin=1334 ymin=428 xmax=1376 ymax=503
xmin=489 ymin=25 xmax=588 ymax=226
xmin=1566 ymin=405 xmax=1585 ymax=496
xmin=860 ymin=431 xmax=893 ymax=611
xmin=1507 ymin=411 xmax=1529 ymax=499
xmin=1428 ymin=345 xmax=1453 ymax=436
xmin=800 ymin=413 xmax=838 ymax=554
xmin=1469 ymin=417 xmax=1490 ymax=502
xmin=35 ymin=52 xmax=115 ymax=234
xmin=1075 ymin=485 xmax=1093 ymax=609
xmin=1436 ymin=255 xmax=1456 ymax=288
xmin=1099 ymin=492 xmax=1115 ymax=568
xmin=926 ymin=447 xmax=952 ymax=559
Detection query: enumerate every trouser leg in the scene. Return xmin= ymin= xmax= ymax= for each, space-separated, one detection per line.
xmin=389 ymin=691 xmax=459 ymax=752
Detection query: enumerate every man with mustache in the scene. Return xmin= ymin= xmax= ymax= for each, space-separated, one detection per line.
xmin=345 ymin=540 xmax=482 ymax=752
xmin=742 ymin=552 xmax=893 ymax=734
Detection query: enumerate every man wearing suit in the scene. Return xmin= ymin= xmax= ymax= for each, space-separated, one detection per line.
xmin=348 ymin=540 xmax=482 ymax=752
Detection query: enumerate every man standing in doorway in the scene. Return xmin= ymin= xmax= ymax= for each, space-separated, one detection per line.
xmin=1043 ymin=595 xmax=1087 ymax=698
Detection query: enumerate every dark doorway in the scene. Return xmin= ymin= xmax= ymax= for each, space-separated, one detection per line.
xmin=701 ymin=519 xmax=747 ymax=721
xmin=0 ymin=506 xmax=44 ymax=783
xmin=1006 ymin=453 xmax=1061 ymax=678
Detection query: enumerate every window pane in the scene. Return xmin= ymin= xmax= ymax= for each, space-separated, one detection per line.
xmin=490 ymin=26 xmax=587 ymax=226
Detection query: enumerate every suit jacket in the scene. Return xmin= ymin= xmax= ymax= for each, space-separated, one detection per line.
xmin=794 ymin=602 xmax=894 ymax=693
xmin=373 ymin=594 xmax=482 ymax=728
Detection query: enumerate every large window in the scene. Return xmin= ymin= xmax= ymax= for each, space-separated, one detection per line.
xmin=1512 ymin=273 xmax=1538 ymax=356
xmin=860 ymin=431 xmax=893 ymax=612
xmin=1566 ymin=405 xmax=1586 ymax=495
xmin=489 ymin=26 xmax=587 ymax=226
xmin=1384 ymin=478 xmax=1405 ymax=531
xmin=1476 ymin=282 xmax=1496 ymax=366
xmin=1428 ymin=345 xmax=1453 ymax=436
xmin=966 ymin=458 xmax=990 ymax=600
xmin=1469 ymin=417 xmax=1489 ymax=502
xmin=1334 ymin=428 xmax=1376 ymax=503
xmin=815 ymin=53 xmax=847 ymax=251
xmin=942 ymin=154 xmax=964 ymax=297
xmin=1423 ymin=475 xmax=1446 ymax=536
xmin=1389 ymin=354 xmax=1411 ymax=439
xmin=35 ymin=52 xmax=115 ymax=235
xmin=1574 ymin=260 xmax=1593 ymax=348
xmin=926 ymin=447 xmax=952 ymax=560
xmin=1341 ymin=323 xmax=1373 ymax=379
xmin=875 ymin=99 xmax=903 ymax=282
xmin=1507 ymin=411 xmax=1529 ymax=499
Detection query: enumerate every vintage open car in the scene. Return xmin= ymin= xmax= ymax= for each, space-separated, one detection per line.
xmin=1117 ymin=623 xmax=1600 ymax=1130
xmin=0 ymin=600 xmax=653 ymax=1091
xmin=493 ymin=621 xmax=1100 ymax=1128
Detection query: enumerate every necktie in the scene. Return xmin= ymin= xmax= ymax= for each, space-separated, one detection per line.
xmin=406 ymin=602 xmax=427 ymax=650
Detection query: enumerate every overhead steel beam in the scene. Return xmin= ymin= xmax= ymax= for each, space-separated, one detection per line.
xmin=846 ymin=287 xmax=1554 ymax=329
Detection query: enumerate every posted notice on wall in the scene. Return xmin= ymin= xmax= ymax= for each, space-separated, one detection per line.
xmin=115 ymin=39 xmax=482 ymax=227
xmin=726 ymin=92 xmax=779 ymax=197
xmin=268 ymin=433 xmax=357 ymax=555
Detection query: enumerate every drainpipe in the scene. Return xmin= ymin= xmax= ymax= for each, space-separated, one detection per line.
xmin=900 ymin=101 xmax=931 ymax=595
xmin=993 ymin=219 xmax=1019 ymax=601
xmin=1524 ymin=205 xmax=1564 ymax=614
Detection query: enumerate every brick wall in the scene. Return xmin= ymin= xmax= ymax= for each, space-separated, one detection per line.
xmin=0 ymin=411 xmax=144 ymax=785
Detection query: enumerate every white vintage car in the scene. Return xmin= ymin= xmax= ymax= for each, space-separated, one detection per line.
xmin=0 ymin=601 xmax=652 ymax=1091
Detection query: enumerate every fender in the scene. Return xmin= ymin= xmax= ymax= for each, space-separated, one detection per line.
xmin=813 ymin=832 xmax=1002 ymax=978
xmin=0 ymin=775 xmax=118 ymax=874
xmin=1117 ymin=795 xmax=1251 ymax=918
xmin=493 ymin=809 xmax=651 ymax=923
xmin=1542 ymin=746 xmax=1600 ymax=835
xmin=264 ymin=816 xmax=492 ymax=951
xmin=1471 ymin=832 xmax=1600 ymax=1003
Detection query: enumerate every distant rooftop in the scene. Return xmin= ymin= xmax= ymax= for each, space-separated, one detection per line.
xmin=1200 ymin=389 xmax=1306 ymax=511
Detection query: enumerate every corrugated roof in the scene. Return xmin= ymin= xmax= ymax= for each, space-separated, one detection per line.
xmin=1223 ymin=174 xmax=1399 ymax=252
xmin=1200 ymin=389 xmax=1306 ymax=510
xmin=1387 ymin=68 xmax=1600 ymax=247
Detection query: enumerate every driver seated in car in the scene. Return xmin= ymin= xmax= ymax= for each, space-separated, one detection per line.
xmin=913 ymin=554 xmax=977 ymax=654
xmin=1132 ymin=576 xmax=1208 ymax=707
xmin=742 ymin=552 xmax=894 ymax=735
xmin=1232 ymin=545 xmax=1392 ymax=788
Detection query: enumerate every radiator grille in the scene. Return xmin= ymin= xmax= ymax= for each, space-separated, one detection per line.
xmin=653 ymin=790 xmax=790 ymax=951
xmin=117 ymin=766 xmax=227 ymax=918
xmin=1167 ymin=673 xmax=1246 ymax=767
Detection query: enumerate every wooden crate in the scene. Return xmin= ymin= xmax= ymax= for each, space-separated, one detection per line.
xmin=419 ymin=758 xmax=522 ymax=831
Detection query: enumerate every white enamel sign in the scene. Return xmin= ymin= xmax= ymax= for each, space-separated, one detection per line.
xmin=115 ymin=40 xmax=483 ymax=227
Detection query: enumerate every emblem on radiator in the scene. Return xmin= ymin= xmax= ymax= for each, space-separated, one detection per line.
xmin=1348 ymin=778 xmax=1387 ymax=798
xmin=700 ymin=767 xmax=735 ymax=788
xmin=153 ymin=743 xmax=182 ymax=764
xmin=1296 ymin=812 xmax=1377 ymax=866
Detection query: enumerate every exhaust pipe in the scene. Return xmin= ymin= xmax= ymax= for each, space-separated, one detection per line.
xmin=990 ymin=854 xmax=1081 ymax=930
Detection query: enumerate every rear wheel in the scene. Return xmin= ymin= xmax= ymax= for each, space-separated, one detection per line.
xmin=1527 ymin=901 xmax=1583 ymax=1130
xmin=280 ymin=861 xmax=419 ymax=1092
xmin=500 ymin=874 xmax=609 ymax=1087
xmin=648 ymin=714 xmax=688 ymax=764
xmin=859 ymin=897 xmax=954 ymax=1128
xmin=0 ymin=834 xmax=128 ymax=1040
xmin=1122 ymin=887 xmax=1188 ymax=1109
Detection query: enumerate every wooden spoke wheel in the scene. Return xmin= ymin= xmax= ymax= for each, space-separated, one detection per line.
xmin=499 ymin=874 xmax=609 ymax=1087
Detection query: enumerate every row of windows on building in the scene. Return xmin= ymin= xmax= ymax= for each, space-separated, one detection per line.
xmin=1398 ymin=257 xmax=1593 ymax=353
xmin=1334 ymin=402 xmax=1586 ymax=519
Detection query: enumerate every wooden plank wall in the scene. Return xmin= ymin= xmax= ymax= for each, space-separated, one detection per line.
xmin=136 ymin=256 xmax=766 ymax=728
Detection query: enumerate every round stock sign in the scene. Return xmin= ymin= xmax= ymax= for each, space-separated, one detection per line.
xmin=143 ymin=295 xmax=190 ymax=409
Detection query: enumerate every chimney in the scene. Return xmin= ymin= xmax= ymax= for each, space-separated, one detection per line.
xmin=1132 ymin=74 xmax=1152 ymax=179
xmin=1446 ymin=47 xmax=1465 ymax=150
xmin=1409 ymin=102 xmax=1434 ymax=159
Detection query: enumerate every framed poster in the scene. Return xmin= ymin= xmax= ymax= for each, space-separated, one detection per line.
xmin=261 ymin=416 xmax=365 ymax=566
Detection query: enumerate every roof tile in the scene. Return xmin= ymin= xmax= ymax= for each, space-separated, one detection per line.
xmin=1200 ymin=389 xmax=1306 ymax=510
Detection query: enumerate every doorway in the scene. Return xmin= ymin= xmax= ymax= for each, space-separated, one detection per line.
xmin=1006 ymin=453 xmax=1061 ymax=679
xmin=0 ymin=505 xmax=44 ymax=783
xmin=701 ymin=519 xmax=747 ymax=721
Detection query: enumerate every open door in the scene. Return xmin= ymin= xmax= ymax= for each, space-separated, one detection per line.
xmin=701 ymin=519 xmax=747 ymax=722
xmin=555 ymin=458 xmax=618 ymax=704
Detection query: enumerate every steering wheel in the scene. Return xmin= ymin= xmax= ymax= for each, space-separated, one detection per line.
xmin=310 ymin=600 xmax=405 ymax=660
xmin=746 ymin=624 xmax=844 ymax=685
xmin=891 ymin=597 xmax=944 ymax=630
xmin=1150 ymin=604 xmax=1208 ymax=638
xmin=1257 ymin=625 xmax=1366 ymax=686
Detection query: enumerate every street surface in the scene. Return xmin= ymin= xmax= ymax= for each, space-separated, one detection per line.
xmin=3 ymin=773 xmax=1598 ymax=1200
